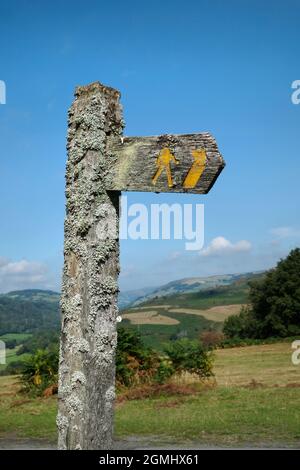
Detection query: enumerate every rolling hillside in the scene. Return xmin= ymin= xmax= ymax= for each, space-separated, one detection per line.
xmin=0 ymin=290 xmax=60 ymax=335
xmin=130 ymin=272 xmax=263 ymax=306
xmin=132 ymin=271 xmax=264 ymax=309
xmin=120 ymin=273 xmax=264 ymax=349
xmin=0 ymin=271 xmax=264 ymax=351
xmin=118 ymin=286 xmax=158 ymax=309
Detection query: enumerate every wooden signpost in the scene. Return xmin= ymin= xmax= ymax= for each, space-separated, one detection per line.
xmin=57 ymin=82 xmax=225 ymax=450
xmin=108 ymin=133 xmax=224 ymax=194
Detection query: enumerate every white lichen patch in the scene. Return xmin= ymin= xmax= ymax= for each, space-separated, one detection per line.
xmin=77 ymin=338 xmax=90 ymax=353
xmin=71 ymin=371 xmax=86 ymax=388
xmin=66 ymin=394 xmax=84 ymax=418
xmin=105 ymin=386 xmax=115 ymax=402
xmin=56 ymin=412 xmax=69 ymax=431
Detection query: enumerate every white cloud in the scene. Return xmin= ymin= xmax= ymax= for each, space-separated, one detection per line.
xmin=1 ymin=260 xmax=45 ymax=276
xmin=0 ymin=257 xmax=9 ymax=268
xmin=199 ymin=236 xmax=252 ymax=257
xmin=270 ymin=226 xmax=300 ymax=239
xmin=169 ymin=251 xmax=181 ymax=260
xmin=0 ymin=258 xmax=55 ymax=293
xmin=120 ymin=264 xmax=137 ymax=279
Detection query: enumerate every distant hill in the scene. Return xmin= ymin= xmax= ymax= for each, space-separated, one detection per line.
xmin=130 ymin=272 xmax=264 ymax=307
xmin=0 ymin=272 xmax=265 ymax=337
xmin=0 ymin=289 xmax=60 ymax=335
xmin=135 ymin=272 xmax=264 ymax=310
xmin=4 ymin=289 xmax=60 ymax=302
xmin=118 ymin=286 xmax=157 ymax=309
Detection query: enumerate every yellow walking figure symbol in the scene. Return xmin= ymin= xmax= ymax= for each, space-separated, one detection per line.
xmin=152 ymin=148 xmax=179 ymax=188
xmin=183 ymin=148 xmax=207 ymax=189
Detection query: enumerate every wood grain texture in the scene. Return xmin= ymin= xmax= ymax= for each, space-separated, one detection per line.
xmin=108 ymin=133 xmax=225 ymax=194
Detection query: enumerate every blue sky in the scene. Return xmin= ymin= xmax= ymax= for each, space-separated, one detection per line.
xmin=0 ymin=0 xmax=299 ymax=292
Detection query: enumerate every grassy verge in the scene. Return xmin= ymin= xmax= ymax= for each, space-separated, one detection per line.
xmin=0 ymin=376 xmax=57 ymax=440
xmin=1 ymin=341 xmax=300 ymax=446
xmin=116 ymin=387 xmax=300 ymax=445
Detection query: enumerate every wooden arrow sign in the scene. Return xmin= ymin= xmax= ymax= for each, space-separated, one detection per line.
xmin=108 ymin=133 xmax=225 ymax=194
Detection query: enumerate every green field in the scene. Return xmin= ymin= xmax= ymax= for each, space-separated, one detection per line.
xmin=116 ymin=387 xmax=300 ymax=445
xmin=0 ymin=348 xmax=31 ymax=373
xmin=0 ymin=333 xmax=31 ymax=343
xmin=0 ymin=334 xmax=32 ymax=372
xmin=121 ymin=279 xmax=249 ymax=349
xmin=122 ymin=309 xmax=219 ymax=350
xmin=1 ymin=341 xmax=300 ymax=447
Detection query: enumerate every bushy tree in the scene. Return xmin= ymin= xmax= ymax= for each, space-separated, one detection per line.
xmin=20 ymin=327 xmax=215 ymax=394
xmin=17 ymin=330 xmax=59 ymax=355
xmin=223 ymin=306 xmax=255 ymax=339
xmin=224 ymin=248 xmax=300 ymax=339
xmin=4 ymin=339 xmax=17 ymax=349
xmin=199 ymin=330 xmax=224 ymax=348
xmin=21 ymin=348 xmax=58 ymax=395
xmin=116 ymin=329 xmax=214 ymax=386
xmin=116 ymin=327 xmax=165 ymax=387
xmin=164 ymin=338 xmax=214 ymax=378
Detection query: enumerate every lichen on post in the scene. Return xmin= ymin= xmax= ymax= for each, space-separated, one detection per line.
xmin=57 ymin=82 xmax=124 ymax=450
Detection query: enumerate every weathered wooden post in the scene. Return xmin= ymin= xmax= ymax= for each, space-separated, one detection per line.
xmin=57 ymin=82 xmax=123 ymax=450
xmin=58 ymin=81 xmax=225 ymax=450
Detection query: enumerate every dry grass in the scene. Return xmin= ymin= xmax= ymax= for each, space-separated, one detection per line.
xmin=124 ymin=303 xmax=242 ymax=325
xmin=130 ymin=305 xmax=172 ymax=310
xmin=165 ymin=341 xmax=300 ymax=389
xmin=117 ymin=382 xmax=204 ymax=402
xmin=168 ymin=304 xmax=243 ymax=322
xmin=214 ymin=342 xmax=300 ymax=387
xmin=122 ymin=311 xmax=179 ymax=325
